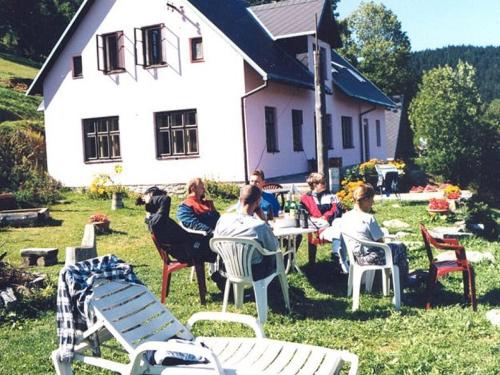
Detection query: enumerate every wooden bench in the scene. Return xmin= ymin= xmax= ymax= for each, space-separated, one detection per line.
xmin=20 ymin=248 xmax=58 ymax=266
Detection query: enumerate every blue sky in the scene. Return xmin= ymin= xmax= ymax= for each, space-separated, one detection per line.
xmin=337 ymin=0 xmax=500 ymax=51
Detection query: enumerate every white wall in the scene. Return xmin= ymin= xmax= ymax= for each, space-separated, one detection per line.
xmin=43 ymin=0 xmax=247 ymax=187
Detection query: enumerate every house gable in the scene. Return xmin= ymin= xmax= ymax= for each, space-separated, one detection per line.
xmin=28 ymin=0 xmax=316 ymax=96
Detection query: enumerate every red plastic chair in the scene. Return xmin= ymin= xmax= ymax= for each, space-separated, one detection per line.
xmin=151 ymin=233 xmax=207 ymax=305
xmin=420 ymin=224 xmax=477 ymax=311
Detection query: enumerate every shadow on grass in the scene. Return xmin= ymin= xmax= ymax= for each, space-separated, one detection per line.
xmin=478 ymin=288 xmax=500 ymax=307
xmin=301 ymin=260 xmax=348 ymax=296
xmin=44 ymin=218 xmax=63 ymax=227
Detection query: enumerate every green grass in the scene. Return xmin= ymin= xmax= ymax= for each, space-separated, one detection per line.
xmin=0 ymin=52 xmax=40 ymax=85
xmin=0 ymin=52 xmax=42 ymax=122
xmin=0 ymin=193 xmax=499 ymax=374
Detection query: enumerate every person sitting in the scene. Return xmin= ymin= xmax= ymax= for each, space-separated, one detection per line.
xmin=137 ymin=186 xmax=216 ymax=265
xmin=249 ymin=169 xmax=280 ymax=221
xmin=177 ymin=178 xmax=220 ymax=234
xmin=340 ymin=183 xmax=409 ymax=289
xmin=214 ymin=185 xmax=278 ymax=281
xmin=176 ymin=178 xmax=226 ymax=290
xmin=300 ymin=172 xmax=345 ymax=271
xmin=300 ymin=172 xmax=342 ymax=225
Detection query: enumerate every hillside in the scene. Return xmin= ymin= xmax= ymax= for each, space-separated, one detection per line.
xmin=411 ymin=45 xmax=500 ymax=103
xmin=0 ymin=53 xmax=42 ymax=123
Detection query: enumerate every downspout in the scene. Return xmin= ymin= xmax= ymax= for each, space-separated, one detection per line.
xmin=358 ymin=106 xmax=376 ymax=163
xmin=240 ymin=80 xmax=269 ymax=183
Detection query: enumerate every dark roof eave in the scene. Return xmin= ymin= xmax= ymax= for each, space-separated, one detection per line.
xmin=333 ymin=82 xmax=397 ymax=109
xmin=267 ymin=74 xmax=314 ymax=90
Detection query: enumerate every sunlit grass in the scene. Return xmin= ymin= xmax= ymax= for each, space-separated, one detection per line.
xmin=0 ymin=193 xmax=498 ymax=374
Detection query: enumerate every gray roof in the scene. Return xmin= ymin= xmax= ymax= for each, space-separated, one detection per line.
xmin=331 ymin=51 xmax=396 ymax=109
xmin=250 ymin=0 xmax=324 ymax=37
xmin=28 ymin=0 xmax=318 ymax=95
xmin=250 ymin=0 xmax=341 ymax=47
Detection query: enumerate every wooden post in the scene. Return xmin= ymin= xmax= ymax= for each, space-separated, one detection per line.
xmin=314 ymin=15 xmax=329 ymax=185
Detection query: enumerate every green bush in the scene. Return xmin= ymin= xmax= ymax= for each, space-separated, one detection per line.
xmin=13 ymin=166 xmax=61 ymax=207
xmin=464 ymin=197 xmax=499 ymax=240
xmin=204 ymin=179 xmax=240 ymax=200
xmin=0 ymin=125 xmax=61 ymax=206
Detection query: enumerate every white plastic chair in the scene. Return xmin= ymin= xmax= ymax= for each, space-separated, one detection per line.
xmin=342 ymin=233 xmax=401 ymax=311
xmin=52 ymin=279 xmax=359 ymax=375
xmin=210 ymin=237 xmax=290 ymax=323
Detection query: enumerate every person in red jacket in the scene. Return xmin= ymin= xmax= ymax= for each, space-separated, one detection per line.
xmin=300 ymin=172 xmax=346 ymax=272
xmin=300 ymin=172 xmax=342 ymax=224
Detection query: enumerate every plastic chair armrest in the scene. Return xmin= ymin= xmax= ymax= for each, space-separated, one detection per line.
xmin=186 ymin=312 xmax=265 ymax=338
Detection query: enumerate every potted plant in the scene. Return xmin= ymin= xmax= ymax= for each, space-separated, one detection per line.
xmin=109 ymin=165 xmax=127 ymax=210
xmin=428 ymin=198 xmax=449 ymax=214
xmin=89 ymin=213 xmax=110 ymax=234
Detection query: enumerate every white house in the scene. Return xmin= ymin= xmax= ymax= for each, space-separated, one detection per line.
xmin=28 ymin=0 xmax=395 ymax=187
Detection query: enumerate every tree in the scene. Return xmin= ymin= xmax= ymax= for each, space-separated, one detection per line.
xmin=0 ymin=0 xmax=83 ymax=60
xmin=409 ymin=61 xmax=482 ymax=186
xmin=476 ymin=99 xmax=500 ymax=204
xmin=340 ymin=1 xmax=412 ymax=96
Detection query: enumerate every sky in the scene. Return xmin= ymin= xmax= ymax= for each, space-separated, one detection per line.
xmin=336 ymin=0 xmax=500 ymax=51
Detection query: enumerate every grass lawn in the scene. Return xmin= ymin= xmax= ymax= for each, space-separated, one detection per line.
xmin=0 ymin=193 xmax=498 ymax=374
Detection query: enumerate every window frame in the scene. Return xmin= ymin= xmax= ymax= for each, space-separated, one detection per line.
xmin=190 ymin=37 xmax=204 ymax=62
xmin=341 ymin=116 xmax=354 ymax=149
xmin=155 ymin=109 xmax=199 ymax=160
xmin=72 ymin=55 xmax=83 ymax=79
xmin=376 ymin=119 xmax=381 ymax=147
xmin=291 ymin=109 xmax=303 ymax=152
xmin=265 ymin=106 xmax=279 ymax=153
xmin=96 ymin=31 xmax=125 ymax=74
xmin=82 ymin=116 xmax=121 ymax=163
xmin=140 ymin=24 xmax=167 ymax=68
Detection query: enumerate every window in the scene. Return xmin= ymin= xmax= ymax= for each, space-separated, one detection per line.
xmin=155 ymin=109 xmax=198 ymax=158
xmin=325 ymin=113 xmax=333 ymax=149
xmin=72 ymin=56 xmax=83 ymax=78
xmin=142 ymin=25 xmax=166 ymax=67
xmin=190 ymin=37 xmax=204 ymax=62
xmin=83 ymin=117 xmax=121 ymax=162
xmin=97 ymin=31 xmax=125 ymax=73
xmin=376 ymin=120 xmax=381 ymax=147
xmin=265 ymin=106 xmax=278 ymax=153
xmin=341 ymin=116 xmax=354 ymax=149
xmin=292 ymin=109 xmax=303 ymax=151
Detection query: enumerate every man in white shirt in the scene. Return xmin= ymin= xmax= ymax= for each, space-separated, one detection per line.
xmin=215 ymin=185 xmax=278 ymax=280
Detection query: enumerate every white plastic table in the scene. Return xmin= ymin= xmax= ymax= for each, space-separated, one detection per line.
xmin=272 ymin=226 xmax=317 ymax=274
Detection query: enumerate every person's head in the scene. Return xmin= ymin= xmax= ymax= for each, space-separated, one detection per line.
xmin=352 ymin=183 xmax=376 ymax=212
xmin=239 ymin=184 xmax=262 ymax=214
xmin=249 ymin=169 xmax=265 ymax=189
xmin=135 ymin=186 xmax=166 ymax=205
xmin=186 ymin=178 xmax=205 ymax=199
xmin=306 ymin=172 xmax=326 ymax=193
